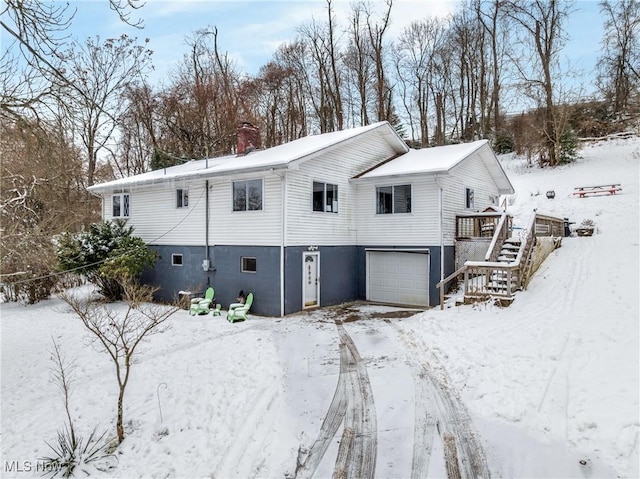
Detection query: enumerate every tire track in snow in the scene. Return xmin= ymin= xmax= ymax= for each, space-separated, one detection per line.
xmin=391 ymin=320 xmax=491 ymax=479
xmin=294 ymin=313 xmax=377 ymax=479
xmin=294 ymin=341 xmax=348 ymax=479
xmin=334 ymin=322 xmax=377 ymax=479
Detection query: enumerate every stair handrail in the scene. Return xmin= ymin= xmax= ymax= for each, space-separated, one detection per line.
xmin=463 ymin=211 xmax=538 ymax=299
xmin=437 ymin=265 xmax=468 ymax=310
xmin=513 ymin=212 xmax=537 ymax=266
xmin=484 ymin=210 xmax=509 ymax=261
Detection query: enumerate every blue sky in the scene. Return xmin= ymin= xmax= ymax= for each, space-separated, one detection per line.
xmin=56 ymin=1 xmax=604 ymax=92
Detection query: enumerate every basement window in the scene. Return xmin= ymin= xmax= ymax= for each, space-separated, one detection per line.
xmin=241 ymin=257 xmax=256 ymax=273
xmin=172 ymin=254 xmax=183 ymax=266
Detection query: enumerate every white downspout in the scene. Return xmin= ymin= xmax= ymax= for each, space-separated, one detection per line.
xmin=434 ymin=177 xmax=444 ymax=286
xmin=272 ymin=169 xmax=286 ymax=317
xmin=281 ymin=174 xmax=286 ymax=317
xmin=205 ymin=180 xmax=210 ymax=270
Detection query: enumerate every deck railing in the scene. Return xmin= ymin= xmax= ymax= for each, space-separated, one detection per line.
xmin=463 ymin=213 xmax=536 ymax=301
xmin=441 ymin=211 xmax=564 ymax=308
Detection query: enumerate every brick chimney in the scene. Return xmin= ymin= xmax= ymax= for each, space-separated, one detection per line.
xmin=236 ymin=122 xmax=260 ymax=155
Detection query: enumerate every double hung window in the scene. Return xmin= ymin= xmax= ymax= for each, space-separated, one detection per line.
xmin=312 ymin=181 xmax=338 ymax=213
xmin=233 ymin=179 xmax=263 ymax=211
xmin=376 ymin=184 xmax=411 ymax=214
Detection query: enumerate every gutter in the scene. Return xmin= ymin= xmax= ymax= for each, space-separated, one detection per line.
xmin=87 ymin=163 xmax=290 ymax=194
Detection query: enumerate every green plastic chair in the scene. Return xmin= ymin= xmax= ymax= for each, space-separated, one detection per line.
xmin=227 ymin=293 xmax=253 ymax=323
xmin=189 ymin=287 xmax=214 ymax=316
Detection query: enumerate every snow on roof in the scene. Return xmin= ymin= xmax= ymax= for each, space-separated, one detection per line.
xmin=355 ymin=139 xmax=514 ymax=195
xmin=88 ymin=121 xmax=405 ymax=193
xmin=356 ymin=140 xmax=488 ymax=178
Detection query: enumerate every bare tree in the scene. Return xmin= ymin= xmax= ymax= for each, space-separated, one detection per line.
xmin=598 ymin=0 xmax=640 ymax=115
xmin=1 ymin=0 xmax=146 ymax=121
xmin=475 ymin=0 xmax=510 ymax=134
xmin=298 ymin=6 xmax=344 ymax=133
xmin=394 ymin=18 xmax=447 ymax=145
xmin=59 ymin=35 xmax=152 ymax=186
xmin=506 ymin=0 xmax=573 ymax=166
xmin=345 ymin=3 xmax=374 ymax=126
xmin=364 ymin=0 xmax=394 ymax=122
xmin=61 ymin=283 xmax=179 ymax=444
xmin=0 ymin=117 xmax=95 ymax=303
xmin=154 ymin=27 xmax=241 ymax=161
xmin=115 ymin=83 xmax=159 ymax=176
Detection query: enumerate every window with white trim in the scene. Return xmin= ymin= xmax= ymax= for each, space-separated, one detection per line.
xmin=233 ymin=179 xmax=263 ymax=211
xmin=112 ymin=193 xmax=130 ymax=218
xmin=176 ymin=189 xmax=189 ymax=208
xmin=376 ymin=184 xmax=411 ymax=214
xmin=312 ymin=181 xmax=338 ymax=213
xmin=465 ymin=187 xmax=475 ymax=209
xmin=172 ymin=254 xmax=183 ymax=266
xmin=241 ymin=257 xmax=256 ymax=273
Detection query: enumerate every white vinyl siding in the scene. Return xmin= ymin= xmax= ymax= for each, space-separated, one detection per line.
xmin=440 ymin=152 xmax=501 ymax=243
xmin=210 ymin=174 xmax=282 ymax=246
xmin=107 ymin=183 xmax=205 ymax=245
xmin=286 ymin=134 xmax=398 ymax=246
xmin=176 ymin=189 xmax=189 ymax=208
xmin=356 ymin=177 xmax=440 ymax=246
xmin=100 ymin=175 xmax=283 ymax=247
xmin=356 ymin=152 xmax=500 ymax=246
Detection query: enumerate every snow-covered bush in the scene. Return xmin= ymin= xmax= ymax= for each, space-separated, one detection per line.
xmin=55 ymin=220 xmax=158 ymax=301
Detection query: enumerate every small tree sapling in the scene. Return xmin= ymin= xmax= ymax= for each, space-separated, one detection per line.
xmin=61 ymin=281 xmax=179 ymax=443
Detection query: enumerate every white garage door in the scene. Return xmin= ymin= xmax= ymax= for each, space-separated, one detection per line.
xmin=367 ymin=251 xmax=429 ymax=307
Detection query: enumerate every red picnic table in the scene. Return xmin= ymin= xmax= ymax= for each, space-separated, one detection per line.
xmin=572 ymin=184 xmax=622 ymax=198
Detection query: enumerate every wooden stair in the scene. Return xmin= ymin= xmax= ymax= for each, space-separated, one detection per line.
xmin=485 ymin=238 xmax=522 ymax=295
xmin=497 ymin=239 xmax=520 ymax=263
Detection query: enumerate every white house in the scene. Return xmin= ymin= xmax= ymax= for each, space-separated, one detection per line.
xmin=87 ymin=121 xmax=514 ymax=316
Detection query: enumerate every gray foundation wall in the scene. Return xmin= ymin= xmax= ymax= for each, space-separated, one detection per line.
xmin=142 ymin=243 xmax=456 ymax=316
xmin=283 ymin=246 xmax=361 ymax=315
xmin=142 ymin=245 xmax=282 ymax=316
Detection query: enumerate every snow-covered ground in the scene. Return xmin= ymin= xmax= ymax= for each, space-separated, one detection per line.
xmin=1 ymin=137 xmax=638 ymax=478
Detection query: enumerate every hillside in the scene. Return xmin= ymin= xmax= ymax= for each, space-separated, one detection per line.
xmin=1 ymin=136 xmax=638 ymax=478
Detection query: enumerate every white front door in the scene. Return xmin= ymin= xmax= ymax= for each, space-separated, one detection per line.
xmin=303 ymin=252 xmax=320 ymax=308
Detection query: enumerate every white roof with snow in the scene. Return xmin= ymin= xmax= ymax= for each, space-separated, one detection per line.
xmin=88 ymin=121 xmax=408 ymax=193
xmin=355 ymin=139 xmax=514 ymax=195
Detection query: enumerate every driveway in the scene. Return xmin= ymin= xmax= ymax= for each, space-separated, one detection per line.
xmin=271 ymin=304 xmax=490 ymax=479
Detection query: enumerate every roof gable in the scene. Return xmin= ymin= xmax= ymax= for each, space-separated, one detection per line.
xmin=354 ymin=140 xmax=514 ymax=195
